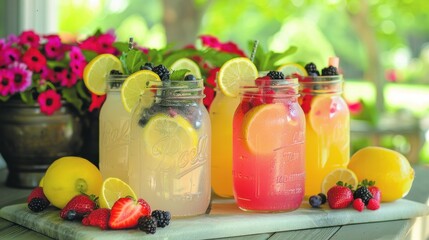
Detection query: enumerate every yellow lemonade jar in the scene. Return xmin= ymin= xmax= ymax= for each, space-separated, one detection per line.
xmin=209 ymin=86 xmax=240 ymax=198
xmin=298 ymin=72 xmax=350 ymax=197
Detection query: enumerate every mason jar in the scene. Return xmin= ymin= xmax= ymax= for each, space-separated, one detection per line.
xmin=99 ymin=74 xmax=130 ymax=183
xmin=298 ymin=75 xmax=350 ymax=197
xmin=128 ymin=79 xmax=211 ymax=217
xmin=233 ymin=78 xmax=305 ymax=212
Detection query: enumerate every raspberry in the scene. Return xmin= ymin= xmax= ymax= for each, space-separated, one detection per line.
xmin=151 ymin=210 xmax=171 ymax=228
xmin=352 ymin=198 xmax=364 ymax=212
xmin=81 ymin=208 xmax=110 ymax=230
xmin=367 ymin=198 xmax=380 ymax=210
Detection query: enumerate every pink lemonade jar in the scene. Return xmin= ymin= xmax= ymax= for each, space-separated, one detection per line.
xmin=232 ymin=78 xmax=305 ymax=212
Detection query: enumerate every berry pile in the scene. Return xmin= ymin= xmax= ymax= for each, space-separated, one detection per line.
xmin=26 ymin=187 xmax=171 ymax=234
xmin=309 ymin=179 xmax=381 ymax=212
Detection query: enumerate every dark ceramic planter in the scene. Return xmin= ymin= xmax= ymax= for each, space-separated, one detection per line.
xmin=0 ymin=100 xmax=83 ymax=188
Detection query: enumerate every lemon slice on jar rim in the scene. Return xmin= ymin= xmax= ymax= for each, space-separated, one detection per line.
xmin=170 ymin=58 xmax=202 ymax=79
xmin=217 ymin=57 xmax=258 ymax=97
xmin=120 ymin=70 xmax=161 ymax=113
xmin=83 ymin=54 xmax=123 ymax=95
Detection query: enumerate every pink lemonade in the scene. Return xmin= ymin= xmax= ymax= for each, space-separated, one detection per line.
xmin=232 ymin=80 xmax=305 ymax=212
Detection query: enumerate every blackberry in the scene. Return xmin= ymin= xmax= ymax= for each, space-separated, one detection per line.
xmin=138 ymin=216 xmax=157 ymax=234
xmin=151 ymin=210 xmax=171 ymax=228
xmin=109 ymin=69 xmax=123 ymax=75
xmin=267 ymin=71 xmax=284 ymax=80
xmin=140 ymin=62 xmax=154 ymax=71
xmin=309 ymin=195 xmax=322 ymax=208
xmin=184 ymin=74 xmax=197 ymax=81
xmin=304 ymin=62 xmax=320 ymax=76
xmin=353 ymin=186 xmax=373 ymax=205
xmin=28 ymin=198 xmax=49 ymax=212
xmin=152 ymin=64 xmax=170 ymax=81
xmin=321 ymin=66 xmax=338 ymax=76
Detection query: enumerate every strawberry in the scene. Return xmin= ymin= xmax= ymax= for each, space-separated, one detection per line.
xmin=60 ymin=194 xmax=97 ymax=219
xmin=82 ymin=208 xmax=111 ymax=230
xmin=368 ymin=186 xmax=381 ymax=202
xmin=367 ymin=198 xmax=380 ymax=210
xmin=352 ymin=198 xmax=364 ymax=212
xmin=327 ymin=181 xmax=354 ymax=209
xmin=27 ymin=186 xmax=50 ymax=204
xmin=108 ymin=197 xmax=151 ymax=229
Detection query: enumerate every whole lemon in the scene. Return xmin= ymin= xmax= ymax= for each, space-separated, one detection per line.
xmin=43 ymin=156 xmax=103 ymax=209
xmin=348 ymin=146 xmax=414 ymax=202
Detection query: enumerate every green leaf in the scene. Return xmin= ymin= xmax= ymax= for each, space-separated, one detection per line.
xmin=113 ymin=42 xmax=130 ymax=53
xmin=62 ymin=88 xmax=83 ymax=113
xmin=81 ymin=50 xmax=99 ymax=62
xmin=75 ymin=81 xmax=91 ymax=102
xmin=0 ymin=95 xmax=10 ymax=102
xmin=125 ymin=49 xmax=145 ymax=74
xmin=20 ymin=91 xmax=35 ymax=104
xmin=163 ymin=48 xmax=200 ymax=68
xmin=170 ymin=69 xmax=190 ymax=80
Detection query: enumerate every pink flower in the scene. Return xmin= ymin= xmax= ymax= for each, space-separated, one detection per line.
xmin=37 ymin=89 xmax=62 ymax=115
xmin=19 ymin=30 xmax=40 ymax=48
xmin=8 ymin=62 xmax=32 ymax=93
xmin=220 ymin=42 xmax=246 ymax=57
xmin=52 ymin=67 xmax=67 ymax=84
xmin=348 ymin=100 xmax=363 ymax=115
xmin=69 ymin=46 xmax=85 ymax=62
xmin=0 ymin=46 xmax=20 ymax=67
xmin=70 ymin=59 xmax=86 ymax=78
xmin=0 ymin=69 xmax=14 ymax=96
xmin=200 ymin=35 xmax=222 ymax=49
xmin=97 ymin=32 xmax=117 ymax=54
xmin=89 ymin=92 xmax=106 ymax=112
xmin=44 ymin=35 xmax=64 ymax=60
xmin=203 ymin=68 xmax=219 ymax=109
xmin=40 ymin=66 xmax=55 ymax=82
xmin=22 ymin=47 xmax=46 ymax=72
xmin=57 ymin=69 xmax=78 ymax=88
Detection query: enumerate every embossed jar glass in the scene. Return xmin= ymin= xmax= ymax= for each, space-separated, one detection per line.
xmin=99 ymin=75 xmax=130 ymax=182
xmin=128 ymin=79 xmax=211 ymax=217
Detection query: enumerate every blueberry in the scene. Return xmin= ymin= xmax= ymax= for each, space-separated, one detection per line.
xmin=184 ymin=74 xmax=197 ymax=81
xmin=309 ymin=195 xmax=322 ymax=208
xmin=66 ymin=210 xmax=77 ymax=221
xmin=317 ymin=193 xmax=327 ymax=204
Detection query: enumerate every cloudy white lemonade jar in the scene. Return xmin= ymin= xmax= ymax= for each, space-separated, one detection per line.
xmin=99 ymin=73 xmax=130 ymax=182
xmin=128 ymin=76 xmax=211 ymax=217
xmin=298 ymin=63 xmax=350 ymax=197
xmin=233 ymin=74 xmax=305 ymax=212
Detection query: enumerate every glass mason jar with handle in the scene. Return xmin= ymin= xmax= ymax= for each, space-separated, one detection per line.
xmin=233 ymin=78 xmax=305 ymax=212
xmin=128 ymin=78 xmax=211 ymax=217
xmin=298 ymin=74 xmax=350 ymax=197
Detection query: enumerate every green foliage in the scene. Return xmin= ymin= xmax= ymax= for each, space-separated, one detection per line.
xmin=170 ymin=69 xmax=190 ymax=80
xmin=248 ymin=40 xmax=297 ymax=70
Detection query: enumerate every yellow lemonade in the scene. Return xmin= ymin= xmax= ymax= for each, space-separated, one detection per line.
xmin=299 ymin=75 xmax=350 ymax=197
xmin=209 ymin=89 xmax=240 ymax=197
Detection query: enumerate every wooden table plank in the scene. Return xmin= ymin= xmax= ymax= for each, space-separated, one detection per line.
xmin=269 ymin=226 xmax=339 ymax=240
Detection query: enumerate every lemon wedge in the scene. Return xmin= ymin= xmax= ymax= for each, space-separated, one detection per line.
xmin=99 ymin=177 xmax=137 ymax=209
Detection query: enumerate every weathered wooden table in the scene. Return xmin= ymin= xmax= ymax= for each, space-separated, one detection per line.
xmin=1 ymin=165 xmax=429 ymax=240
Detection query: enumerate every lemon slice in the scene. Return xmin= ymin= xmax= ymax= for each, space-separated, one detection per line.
xmin=170 ymin=58 xmax=202 ymax=78
xmin=143 ymin=113 xmax=198 ymax=167
xmin=308 ymin=95 xmax=349 ymax=134
xmin=99 ymin=177 xmax=137 ymax=209
xmin=218 ymin=57 xmax=258 ymax=97
xmin=277 ymin=63 xmax=307 ymax=77
xmin=120 ymin=70 xmax=161 ymax=113
xmin=242 ymin=103 xmax=287 ymax=155
xmin=321 ymin=168 xmax=358 ymax=194
xmin=83 ymin=54 xmax=123 ymax=95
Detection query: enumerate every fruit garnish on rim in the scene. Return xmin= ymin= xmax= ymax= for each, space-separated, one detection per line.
xmin=170 ymin=58 xmax=202 ymax=79
xmin=277 ymin=63 xmax=307 ymax=78
xmin=218 ymin=57 xmax=258 ymax=97
xmin=83 ymin=53 xmax=123 ymax=95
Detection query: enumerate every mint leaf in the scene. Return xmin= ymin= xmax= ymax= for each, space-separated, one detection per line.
xmin=125 ymin=49 xmax=145 ymax=74
xmin=170 ymin=69 xmax=190 ymax=80
xmin=113 ymin=42 xmax=129 ymax=53
xmin=248 ymin=41 xmax=298 ymax=70
xmin=62 ymin=87 xmax=83 ymax=113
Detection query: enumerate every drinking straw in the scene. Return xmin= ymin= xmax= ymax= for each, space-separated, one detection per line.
xmin=329 ymin=56 xmax=339 ymax=68
xmin=128 ymin=37 xmax=134 ymax=50
xmin=250 ymin=40 xmax=259 ymax=62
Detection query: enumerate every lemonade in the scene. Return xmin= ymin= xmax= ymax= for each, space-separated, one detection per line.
xmin=99 ymin=74 xmax=131 ymax=182
xmin=299 ymin=74 xmax=350 ymax=197
xmin=233 ymin=78 xmax=305 ymax=212
xmin=128 ymin=78 xmax=211 ymax=217
xmin=210 ymin=58 xmax=258 ymax=198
